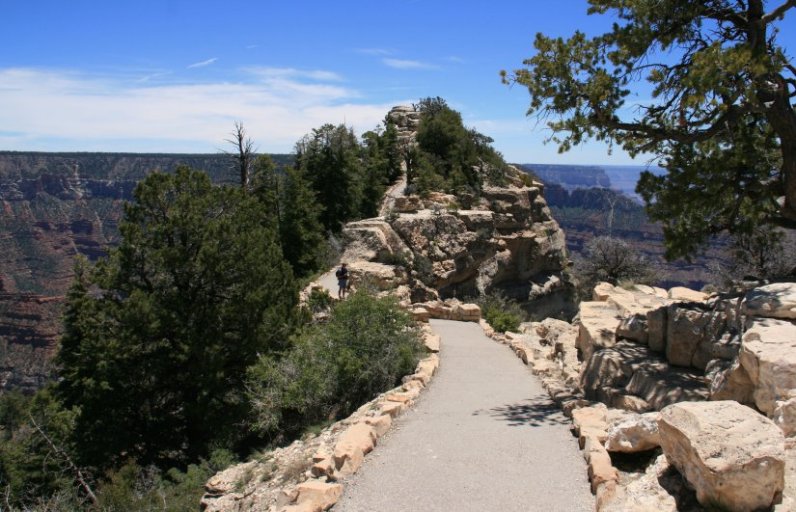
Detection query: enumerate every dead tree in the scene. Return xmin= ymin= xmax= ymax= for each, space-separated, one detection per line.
xmin=226 ymin=122 xmax=256 ymax=189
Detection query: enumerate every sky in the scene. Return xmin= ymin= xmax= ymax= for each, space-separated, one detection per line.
xmin=1 ymin=1 xmax=794 ymax=165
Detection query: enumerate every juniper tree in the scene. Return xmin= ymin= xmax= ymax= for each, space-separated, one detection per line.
xmin=504 ymin=0 xmax=796 ymax=258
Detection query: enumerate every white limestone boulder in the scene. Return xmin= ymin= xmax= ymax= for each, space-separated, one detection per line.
xmin=739 ymin=318 xmax=796 ymax=415
xmin=743 ymin=282 xmax=796 ymax=320
xmin=658 ymin=401 xmax=785 ymax=512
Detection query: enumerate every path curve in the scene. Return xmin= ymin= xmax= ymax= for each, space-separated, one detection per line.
xmin=334 ymin=319 xmax=594 ymax=512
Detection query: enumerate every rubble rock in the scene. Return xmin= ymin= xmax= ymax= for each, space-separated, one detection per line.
xmin=293 ymin=480 xmax=343 ymax=511
xmin=658 ymin=401 xmax=785 ymax=511
xmin=604 ymin=412 xmax=661 ymax=453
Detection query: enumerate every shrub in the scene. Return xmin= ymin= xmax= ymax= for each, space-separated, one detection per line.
xmin=477 ymin=292 xmax=525 ymax=333
xmin=247 ymin=290 xmax=424 ymax=441
xmin=572 ymin=236 xmax=658 ymax=298
xmin=307 ymin=287 xmax=333 ymax=314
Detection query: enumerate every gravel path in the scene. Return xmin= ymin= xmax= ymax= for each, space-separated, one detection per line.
xmin=334 ymin=319 xmax=594 ymax=512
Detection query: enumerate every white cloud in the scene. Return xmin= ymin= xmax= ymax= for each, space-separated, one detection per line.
xmin=0 ymin=67 xmax=394 ymax=153
xmin=382 ymin=58 xmax=437 ymax=70
xmin=187 ymin=57 xmax=218 ymax=69
xmin=356 ymin=48 xmax=393 ymax=56
xmin=244 ymin=66 xmax=344 ymax=82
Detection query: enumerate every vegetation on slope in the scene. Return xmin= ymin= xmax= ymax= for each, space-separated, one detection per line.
xmin=0 ymin=107 xmax=432 ymax=510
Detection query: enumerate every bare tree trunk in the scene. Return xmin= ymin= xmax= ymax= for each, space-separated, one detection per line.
xmin=29 ymin=413 xmax=99 ymax=508
xmin=226 ymin=122 xmax=255 ymax=190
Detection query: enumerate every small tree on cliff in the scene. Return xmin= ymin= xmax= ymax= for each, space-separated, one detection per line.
xmin=504 ymin=0 xmax=796 ymax=259
xmin=573 ymin=236 xmax=658 ymax=295
xmin=57 ymin=167 xmax=297 ymax=469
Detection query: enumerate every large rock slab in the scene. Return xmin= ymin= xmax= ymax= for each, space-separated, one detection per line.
xmin=665 ymin=304 xmax=728 ymax=370
xmin=743 ymin=282 xmax=796 ymax=320
xmin=577 ymin=301 xmax=623 ymax=362
xmin=658 ymin=401 xmax=785 ymax=512
xmin=346 ymin=261 xmax=407 ymax=291
xmin=581 ymin=340 xmax=708 ymax=410
xmin=341 ymin=219 xmax=409 ymax=264
xmin=739 ymin=318 xmax=796 ymax=415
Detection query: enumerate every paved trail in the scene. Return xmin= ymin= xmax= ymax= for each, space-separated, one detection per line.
xmin=334 ymin=319 xmax=594 ymax=512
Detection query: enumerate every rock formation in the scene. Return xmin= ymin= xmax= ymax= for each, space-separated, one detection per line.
xmin=551 ymin=281 xmax=796 ymax=511
xmin=340 ymin=106 xmax=574 ymax=318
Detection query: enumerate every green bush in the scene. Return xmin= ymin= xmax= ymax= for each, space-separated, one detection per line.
xmin=247 ymin=290 xmax=424 ymax=442
xmin=477 ymin=292 xmax=525 ymax=333
xmin=307 ymin=287 xmax=333 ymax=313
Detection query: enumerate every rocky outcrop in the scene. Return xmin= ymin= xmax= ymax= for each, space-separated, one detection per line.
xmin=658 ymin=401 xmax=785 ymax=511
xmin=386 ymin=105 xmax=421 ymax=146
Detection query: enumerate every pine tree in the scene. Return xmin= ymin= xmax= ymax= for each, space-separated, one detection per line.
xmin=56 ymin=167 xmax=297 ymax=469
xmin=296 ymin=124 xmax=364 ymax=232
xmin=280 ymin=167 xmax=326 ymax=277
xmin=504 ymin=0 xmax=796 ymax=257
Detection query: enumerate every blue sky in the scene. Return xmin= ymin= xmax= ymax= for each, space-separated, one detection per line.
xmin=1 ymin=1 xmax=794 ymax=165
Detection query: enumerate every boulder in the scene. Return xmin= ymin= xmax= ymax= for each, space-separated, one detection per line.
xmin=347 ymin=261 xmax=407 ymax=291
xmin=341 ymin=219 xmax=408 ymax=263
xmin=616 ymin=314 xmax=648 ymax=345
xmin=739 ymin=318 xmax=796 ymax=415
xmin=665 ymin=305 xmax=723 ymax=369
xmin=707 ymin=359 xmax=755 ymax=405
xmin=333 ymin=423 xmax=377 ymax=476
xmin=668 ymin=286 xmax=708 ymax=302
xmin=576 ymin=301 xmax=623 ymax=361
xmin=743 ymin=282 xmax=796 ymax=320
xmin=658 ymin=401 xmax=785 ymax=511
xmin=604 ymin=412 xmax=661 ymax=453
xmin=646 ymin=306 xmax=667 ymax=353
xmin=364 ymin=415 xmax=392 ymax=438
xmin=581 ymin=337 xmax=709 ymax=411
xmin=293 ymin=481 xmax=343 ymax=511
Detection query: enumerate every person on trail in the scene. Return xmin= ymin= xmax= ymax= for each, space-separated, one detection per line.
xmin=335 ymin=263 xmax=349 ymax=299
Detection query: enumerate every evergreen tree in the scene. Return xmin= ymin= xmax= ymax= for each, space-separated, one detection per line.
xmin=280 ymin=167 xmax=326 ymax=278
xmin=250 ymin=154 xmax=282 ymax=229
xmin=56 ymin=167 xmax=297 ymax=469
xmin=295 ymin=124 xmax=364 ymax=232
xmin=360 ymin=130 xmax=390 ymax=218
xmin=504 ymin=0 xmax=796 ymax=258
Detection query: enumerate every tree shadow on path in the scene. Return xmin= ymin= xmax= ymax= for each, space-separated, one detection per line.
xmin=474 ymin=396 xmax=570 ymax=428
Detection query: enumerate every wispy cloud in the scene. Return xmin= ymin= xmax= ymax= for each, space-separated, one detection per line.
xmin=356 ymin=48 xmax=393 ymax=56
xmin=245 ymin=67 xmax=344 ymax=82
xmin=448 ymin=56 xmax=465 ymax=63
xmin=187 ymin=57 xmax=218 ymax=69
xmin=0 ymin=67 xmax=393 ymax=153
xmin=245 ymin=44 xmax=259 ymax=49
xmin=382 ymin=58 xmax=437 ymax=70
